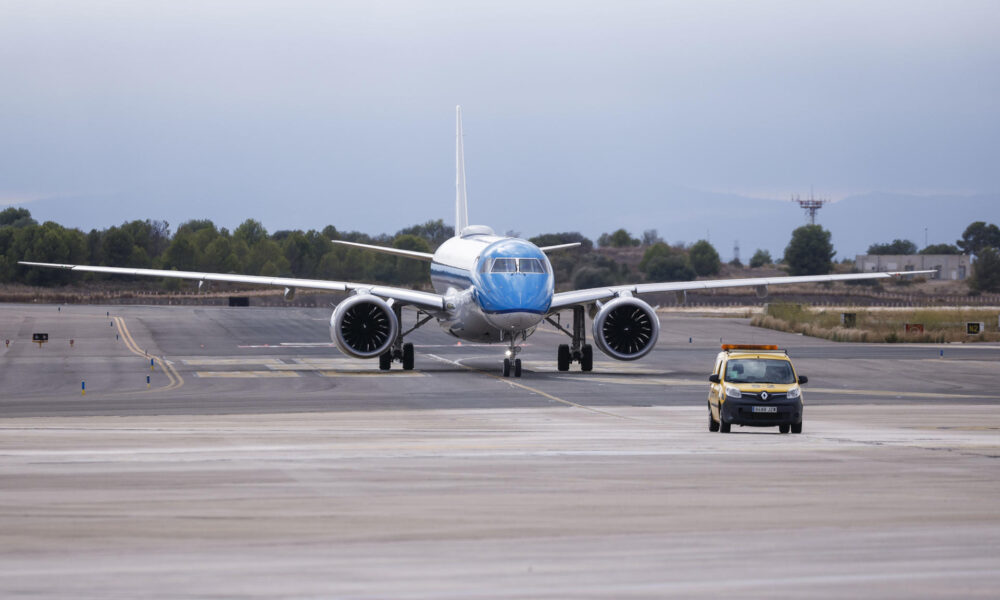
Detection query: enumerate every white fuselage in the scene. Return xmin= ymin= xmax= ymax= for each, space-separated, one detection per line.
xmin=428 ymin=232 xmax=554 ymax=343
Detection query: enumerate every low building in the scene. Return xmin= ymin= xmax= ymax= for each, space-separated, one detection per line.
xmin=855 ymin=254 xmax=971 ymax=280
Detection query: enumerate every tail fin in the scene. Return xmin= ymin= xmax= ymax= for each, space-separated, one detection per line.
xmin=455 ymin=105 xmax=469 ymax=236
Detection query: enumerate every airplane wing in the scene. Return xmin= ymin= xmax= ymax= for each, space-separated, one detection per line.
xmin=18 ymin=261 xmax=446 ymax=311
xmin=549 ymin=270 xmax=938 ymax=311
xmin=330 ymin=240 xmax=435 ymax=261
xmin=539 ymin=242 xmax=582 ymax=253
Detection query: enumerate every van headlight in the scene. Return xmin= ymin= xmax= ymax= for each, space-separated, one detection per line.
xmin=724 ymin=385 xmax=742 ymax=398
xmin=786 ymin=387 xmax=801 ymax=399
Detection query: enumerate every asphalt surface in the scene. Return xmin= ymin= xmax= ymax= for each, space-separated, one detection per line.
xmin=1 ymin=303 xmax=998 ymax=598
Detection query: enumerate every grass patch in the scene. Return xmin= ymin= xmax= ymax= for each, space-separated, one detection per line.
xmin=751 ymin=303 xmax=1000 ymax=343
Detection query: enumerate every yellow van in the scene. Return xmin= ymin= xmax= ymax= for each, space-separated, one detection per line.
xmin=708 ymin=344 xmax=806 ymax=434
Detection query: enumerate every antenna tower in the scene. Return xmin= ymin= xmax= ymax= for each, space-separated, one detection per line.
xmin=792 ymin=192 xmax=829 ymax=225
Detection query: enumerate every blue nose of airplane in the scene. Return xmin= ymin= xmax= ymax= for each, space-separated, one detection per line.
xmin=473 ymin=239 xmax=554 ymax=331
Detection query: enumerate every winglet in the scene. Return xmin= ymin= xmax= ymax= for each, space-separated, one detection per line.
xmin=455 ymin=105 xmax=469 ymax=236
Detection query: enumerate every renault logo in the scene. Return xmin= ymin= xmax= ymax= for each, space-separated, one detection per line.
xmin=760 ymin=391 xmax=769 ymax=400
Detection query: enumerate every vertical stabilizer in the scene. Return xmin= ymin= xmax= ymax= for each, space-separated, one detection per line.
xmin=455 ymin=105 xmax=469 ymax=236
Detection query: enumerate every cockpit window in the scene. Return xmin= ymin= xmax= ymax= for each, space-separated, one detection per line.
xmin=491 ymin=258 xmax=518 ymax=273
xmin=518 ymin=258 xmax=546 ymax=273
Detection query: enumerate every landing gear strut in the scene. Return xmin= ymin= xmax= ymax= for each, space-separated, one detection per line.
xmin=547 ymin=306 xmax=593 ymax=372
xmin=502 ymin=335 xmax=523 ymax=378
xmin=378 ymin=305 xmax=431 ymax=371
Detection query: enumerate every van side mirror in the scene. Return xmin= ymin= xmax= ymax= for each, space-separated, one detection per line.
xmin=708 ymin=374 xmax=720 ymax=384
xmin=798 ymin=375 xmax=808 ymax=385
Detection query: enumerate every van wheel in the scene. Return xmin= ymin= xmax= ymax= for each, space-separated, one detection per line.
xmin=779 ymin=424 xmax=790 ymax=434
xmin=708 ymin=403 xmax=719 ymax=432
xmin=791 ymin=422 xmax=802 ymax=434
xmin=719 ymin=409 xmax=731 ymax=433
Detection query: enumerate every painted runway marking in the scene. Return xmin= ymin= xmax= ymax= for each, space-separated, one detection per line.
xmin=425 ymin=353 xmax=641 ymax=421
xmin=183 ymin=358 xmax=285 ymax=366
xmin=114 ymin=316 xmax=184 ymax=392
xmin=318 ymin=370 xmax=425 ymax=378
xmin=196 ymin=371 xmax=301 ymax=378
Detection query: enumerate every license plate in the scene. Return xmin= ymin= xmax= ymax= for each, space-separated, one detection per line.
xmin=752 ymin=406 xmax=777 ymax=413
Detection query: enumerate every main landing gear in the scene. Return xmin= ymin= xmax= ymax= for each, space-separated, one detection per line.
xmin=378 ymin=306 xmax=432 ymax=371
xmin=546 ymin=306 xmax=593 ymax=372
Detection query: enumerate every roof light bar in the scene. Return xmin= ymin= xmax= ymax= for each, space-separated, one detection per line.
xmin=721 ymin=344 xmax=780 ymax=351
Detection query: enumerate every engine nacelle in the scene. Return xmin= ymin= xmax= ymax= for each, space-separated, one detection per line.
xmin=592 ymin=296 xmax=660 ymax=361
xmin=330 ymin=295 xmax=398 ymax=359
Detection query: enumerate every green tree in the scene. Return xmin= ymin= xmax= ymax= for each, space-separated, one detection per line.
xmin=867 ymin=239 xmax=918 ymax=255
xmin=396 ymin=219 xmax=452 ymax=249
xmin=639 ymin=243 xmax=696 ymax=281
xmin=280 ymin=231 xmax=315 ymax=276
xmin=919 ymin=243 xmax=961 ymax=255
xmin=784 ymin=225 xmax=835 ymax=276
xmin=598 ymin=228 xmax=640 ymax=248
xmin=529 ymin=232 xmax=593 ymax=252
xmin=121 ymin=219 xmax=170 ymax=258
xmin=641 ymin=229 xmax=663 ymax=246
xmin=163 ymin=236 xmax=199 ymax=271
xmin=203 ymin=237 xmax=240 ymax=272
xmin=645 ymin=254 xmax=696 ymax=281
xmin=0 ymin=207 xmax=36 ymax=228
xmin=957 ymin=221 xmax=1000 ymax=255
xmin=392 ymin=234 xmax=431 ymax=284
xmin=233 ymin=219 xmax=268 ymax=247
xmin=689 ymin=240 xmax=720 ymax=276
xmin=246 ymin=239 xmax=289 ymax=275
xmin=102 ymin=227 xmax=135 ymax=267
xmin=749 ymin=249 xmax=772 ymax=268
xmin=970 ymin=247 xmax=1000 ymax=293
xmin=573 ymin=266 xmax=616 ymax=288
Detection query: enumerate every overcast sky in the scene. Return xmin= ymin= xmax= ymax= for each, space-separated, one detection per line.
xmin=1 ymin=0 xmax=997 ymax=253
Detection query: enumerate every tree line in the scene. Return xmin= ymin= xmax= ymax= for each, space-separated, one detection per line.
xmin=2 ymin=207 xmax=997 ymax=292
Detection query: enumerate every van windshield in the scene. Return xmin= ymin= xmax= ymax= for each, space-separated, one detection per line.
xmin=725 ymin=359 xmax=795 ymax=384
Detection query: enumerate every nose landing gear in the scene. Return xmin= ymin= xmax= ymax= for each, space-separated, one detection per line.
xmin=502 ymin=337 xmax=523 ymax=378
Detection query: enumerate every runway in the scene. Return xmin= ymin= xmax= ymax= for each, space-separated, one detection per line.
xmin=1 ymin=303 xmax=998 ymax=597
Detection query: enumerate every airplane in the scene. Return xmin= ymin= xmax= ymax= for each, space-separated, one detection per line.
xmin=20 ymin=106 xmax=934 ymax=378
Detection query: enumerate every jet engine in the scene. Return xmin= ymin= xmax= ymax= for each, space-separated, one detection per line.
xmin=330 ymin=295 xmax=398 ymax=359
xmin=592 ymin=296 xmax=660 ymax=361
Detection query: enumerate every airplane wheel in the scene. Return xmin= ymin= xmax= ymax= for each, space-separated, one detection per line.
xmin=402 ymin=343 xmax=414 ymax=370
xmin=514 ymin=358 xmax=522 ymax=378
xmin=379 ymin=352 xmax=391 ymax=371
xmin=581 ymin=344 xmax=593 ymax=372
xmin=557 ymin=344 xmax=570 ymax=371
xmin=502 ymin=358 xmax=511 ymax=377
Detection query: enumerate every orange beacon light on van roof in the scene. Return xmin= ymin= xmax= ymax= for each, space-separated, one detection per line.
xmin=721 ymin=344 xmax=780 ymax=351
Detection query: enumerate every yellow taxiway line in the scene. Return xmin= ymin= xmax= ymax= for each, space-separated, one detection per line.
xmin=113 ymin=316 xmax=184 ymax=392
